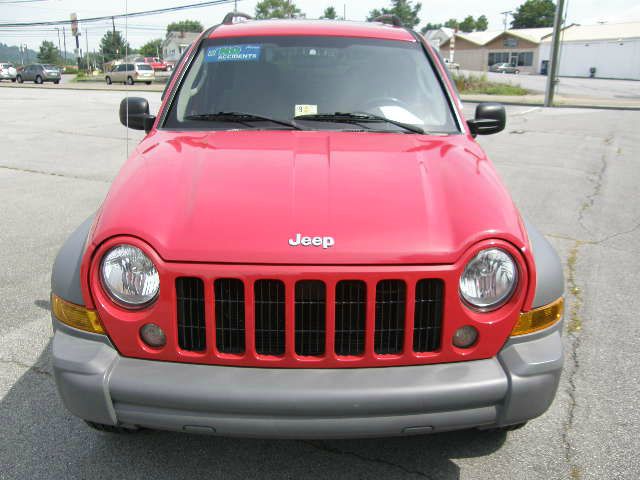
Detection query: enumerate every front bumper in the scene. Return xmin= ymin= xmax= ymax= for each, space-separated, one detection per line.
xmin=52 ymin=317 xmax=563 ymax=439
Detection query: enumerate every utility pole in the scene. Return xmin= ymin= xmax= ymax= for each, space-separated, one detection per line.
xmin=62 ymin=26 xmax=67 ymax=64
xmin=500 ymin=11 xmax=512 ymax=31
xmin=343 ymin=4 xmax=346 ymax=20
xmin=55 ymin=27 xmax=62 ymax=55
xmin=544 ymin=0 xmax=566 ymax=107
xmin=112 ymin=16 xmax=116 ymax=36
xmin=85 ymin=28 xmax=89 ymax=71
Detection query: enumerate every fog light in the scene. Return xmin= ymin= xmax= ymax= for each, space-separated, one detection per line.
xmin=140 ymin=323 xmax=166 ymax=348
xmin=453 ymin=326 xmax=478 ymax=348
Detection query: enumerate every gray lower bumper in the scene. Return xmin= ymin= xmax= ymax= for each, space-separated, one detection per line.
xmin=52 ymin=319 xmax=563 ymax=439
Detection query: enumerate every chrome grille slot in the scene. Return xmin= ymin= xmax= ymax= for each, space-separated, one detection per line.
xmin=413 ymin=279 xmax=444 ymax=352
xmin=176 ymin=277 xmax=206 ymax=351
xmin=374 ymin=280 xmax=406 ymax=354
xmin=214 ymin=279 xmax=245 ymax=354
xmin=334 ymin=280 xmax=366 ymax=356
xmin=254 ymin=279 xmax=286 ymax=355
xmin=295 ymin=281 xmax=326 ymax=357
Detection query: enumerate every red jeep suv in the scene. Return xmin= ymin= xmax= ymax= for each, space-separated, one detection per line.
xmin=51 ymin=14 xmax=564 ymax=438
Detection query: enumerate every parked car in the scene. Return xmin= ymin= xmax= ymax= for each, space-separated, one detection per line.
xmin=490 ymin=62 xmax=520 ymax=74
xmin=0 ymin=62 xmax=17 ymax=82
xmin=142 ymin=57 xmax=169 ymax=71
xmin=105 ymin=63 xmax=155 ymax=85
xmin=51 ymin=15 xmax=564 ymax=439
xmin=16 ymin=63 xmax=61 ymax=84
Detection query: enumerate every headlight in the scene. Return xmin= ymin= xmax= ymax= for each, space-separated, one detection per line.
xmin=101 ymin=244 xmax=160 ymax=308
xmin=459 ymin=248 xmax=518 ymax=311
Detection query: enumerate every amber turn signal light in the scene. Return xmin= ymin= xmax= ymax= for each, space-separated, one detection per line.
xmin=51 ymin=294 xmax=105 ymax=334
xmin=512 ymin=297 xmax=564 ymax=336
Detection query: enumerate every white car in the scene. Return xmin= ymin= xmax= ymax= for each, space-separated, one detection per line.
xmin=0 ymin=63 xmax=17 ymax=82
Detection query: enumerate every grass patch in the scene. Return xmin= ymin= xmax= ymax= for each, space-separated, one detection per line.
xmin=453 ymin=72 xmax=529 ymax=96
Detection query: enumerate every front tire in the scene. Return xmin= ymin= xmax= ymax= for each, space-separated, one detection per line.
xmin=84 ymin=420 xmax=139 ymax=434
xmin=11 ymin=78 xmax=16 ymax=83
xmin=105 ymin=76 xmax=112 ymax=85
xmin=514 ymin=70 xmax=520 ymax=75
xmin=35 ymin=75 xmax=43 ymax=84
xmin=145 ymin=81 xmax=151 ymax=85
xmin=126 ymin=76 xmax=134 ymax=85
xmin=54 ymin=80 xmax=60 ymax=84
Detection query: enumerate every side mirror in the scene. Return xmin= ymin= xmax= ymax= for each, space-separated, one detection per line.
xmin=467 ymin=102 xmax=506 ymax=137
xmin=119 ymin=97 xmax=156 ymax=133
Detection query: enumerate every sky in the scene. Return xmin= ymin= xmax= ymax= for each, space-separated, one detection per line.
xmin=1 ymin=0 xmax=640 ymax=53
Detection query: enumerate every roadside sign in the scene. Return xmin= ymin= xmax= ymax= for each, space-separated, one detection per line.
xmin=70 ymin=13 xmax=79 ymax=37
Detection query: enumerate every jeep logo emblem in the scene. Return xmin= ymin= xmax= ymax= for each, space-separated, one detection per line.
xmin=288 ymin=233 xmax=335 ymax=249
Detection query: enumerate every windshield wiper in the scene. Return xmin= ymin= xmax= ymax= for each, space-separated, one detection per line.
xmin=294 ymin=112 xmax=424 ymax=134
xmin=185 ymin=111 xmax=302 ymax=130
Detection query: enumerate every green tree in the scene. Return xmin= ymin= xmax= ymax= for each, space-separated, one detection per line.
xmin=367 ymin=0 xmax=422 ymax=29
xmin=420 ymin=22 xmax=443 ymax=34
xmin=458 ymin=15 xmax=476 ymax=32
xmin=255 ymin=0 xmax=302 ymax=19
xmin=99 ymin=30 xmax=130 ymax=62
xmin=475 ymin=15 xmax=489 ymax=31
xmin=139 ymin=38 xmax=163 ymax=58
xmin=443 ymin=18 xmax=459 ymax=29
xmin=322 ymin=6 xmax=337 ymax=19
xmin=511 ymin=0 xmax=556 ymax=28
xmin=37 ymin=40 xmax=61 ymax=64
xmin=166 ymin=20 xmax=203 ymax=33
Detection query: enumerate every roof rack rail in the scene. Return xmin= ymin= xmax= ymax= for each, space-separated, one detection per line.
xmin=222 ymin=12 xmax=253 ymax=25
xmin=371 ymin=14 xmax=404 ymax=27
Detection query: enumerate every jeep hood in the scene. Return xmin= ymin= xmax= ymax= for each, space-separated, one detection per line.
xmin=92 ymin=131 xmax=527 ymax=264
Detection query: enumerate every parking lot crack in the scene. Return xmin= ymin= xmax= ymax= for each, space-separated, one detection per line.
xmin=562 ymin=240 xmax=585 ymax=479
xmin=302 ymin=441 xmax=434 ymax=479
xmin=0 ymin=164 xmax=110 ymax=183
xmin=577 ymin=135 xmax=613 ymax=233
xmin=0 ymin=358 xmax=52 ymax=377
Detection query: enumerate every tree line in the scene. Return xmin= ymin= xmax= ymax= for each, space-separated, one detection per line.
xmin=35 ymin=0 xmax=557 ymax=65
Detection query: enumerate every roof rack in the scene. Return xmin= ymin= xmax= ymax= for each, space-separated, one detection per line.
xmin=222 ymin=12 xmax=253 ymax=25
xmin=371 ymin=14 xmax=404 ymax=27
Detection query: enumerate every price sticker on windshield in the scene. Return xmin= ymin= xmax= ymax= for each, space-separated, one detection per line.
xmin=294 ymin=104 xmax=318 ymax=117
xmin=205 ymin=45 xmax=262 ymax=63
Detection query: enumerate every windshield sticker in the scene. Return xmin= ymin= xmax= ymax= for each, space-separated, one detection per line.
xmin=205 ymin=45 xmax=262 ymax=63
xmin=294 ymin=104 xmax=318 ymax=117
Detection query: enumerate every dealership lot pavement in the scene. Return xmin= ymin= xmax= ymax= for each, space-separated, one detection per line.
xmin=1 ymin=88 xmax=639 ymax=479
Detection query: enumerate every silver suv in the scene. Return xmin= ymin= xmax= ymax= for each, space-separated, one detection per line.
xmin=105 ymin=63 xmax=155 ymax=85
xmin=16 ymin=64 xmax=61 ymax=84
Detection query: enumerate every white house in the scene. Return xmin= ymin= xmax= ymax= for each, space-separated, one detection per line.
xmin=421 ymin=27 xmax=454 ymax=50
xmin=539 ymin=22 xmax=640 ymax=79
xmin=162 ymin=31 xmax=200 ymax=63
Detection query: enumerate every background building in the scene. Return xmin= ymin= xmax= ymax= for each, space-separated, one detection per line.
xmin=439 ymin=28 xmax=552 ymax=74
xmin=539 ymin=22 xmax=640 ymax=80
xmin=161 ymin=31 xmax=199 ymax=64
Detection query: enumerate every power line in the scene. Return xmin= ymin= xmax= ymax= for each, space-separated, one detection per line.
xmin=0 ymin=0 xmax=49 ymax=4
xmin=0 ymin=0 xmax=237 ymax=28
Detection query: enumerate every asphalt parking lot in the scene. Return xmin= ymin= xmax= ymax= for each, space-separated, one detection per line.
xmin=1 ymin=87 xmax=639 ymax=479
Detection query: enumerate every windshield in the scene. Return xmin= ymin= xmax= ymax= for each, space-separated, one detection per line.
xmin=164 ymin=36 xmax=458 ymax=133
xmin=43 ymin=64 xmax=57 ymax=70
